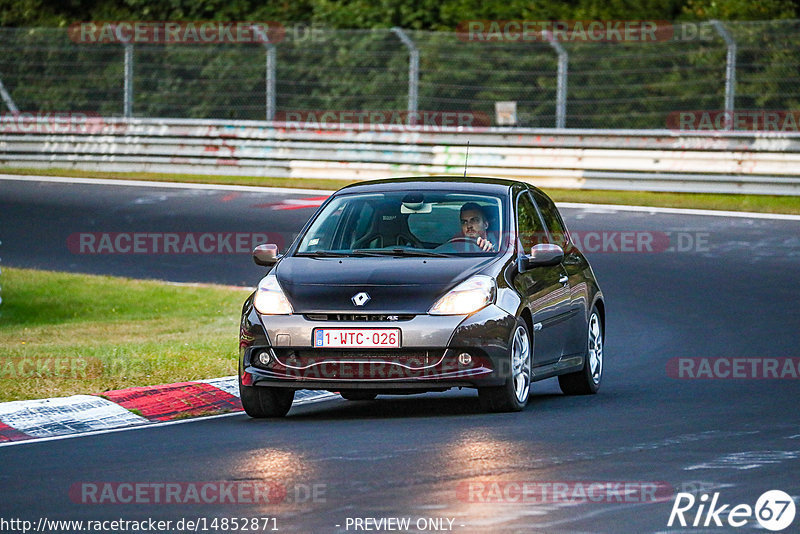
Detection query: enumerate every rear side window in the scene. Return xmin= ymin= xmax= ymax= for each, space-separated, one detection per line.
xmin=531 ymin=189 xmax=569 ymax=248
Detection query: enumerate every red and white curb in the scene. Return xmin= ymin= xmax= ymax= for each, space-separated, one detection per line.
xmin=0 ymin=377 xmax=337 ymax=444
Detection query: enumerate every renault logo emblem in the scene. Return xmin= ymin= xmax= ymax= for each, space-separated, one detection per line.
xmin=352 ymin=292 xmax=371 ymax=306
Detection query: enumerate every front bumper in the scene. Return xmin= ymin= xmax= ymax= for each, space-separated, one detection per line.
xmin=239 ymin=304 xmax=517 ymax=391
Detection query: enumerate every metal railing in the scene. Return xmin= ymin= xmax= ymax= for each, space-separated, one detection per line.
xmin=2 ymin=117 xmax=800 ymax=195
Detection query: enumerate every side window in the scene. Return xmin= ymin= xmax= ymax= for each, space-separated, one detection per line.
xmin=531 ymin=189 xmax=568 ymax=248
xmin=516 ymin=191 xmax=545 ymax=253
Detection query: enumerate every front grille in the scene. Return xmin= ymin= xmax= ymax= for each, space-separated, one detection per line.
xmin=304 ymin=314 xmax=415 ymax=322
xmin=274 ymin=349 xmax=443 ymax=368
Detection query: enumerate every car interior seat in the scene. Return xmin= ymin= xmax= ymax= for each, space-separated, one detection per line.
xmin=351 ymin=202 xmax=423 ymax=249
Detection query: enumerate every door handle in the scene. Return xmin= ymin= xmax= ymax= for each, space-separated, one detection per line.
xmin=559 ymin=275 xmax=569 ymax=285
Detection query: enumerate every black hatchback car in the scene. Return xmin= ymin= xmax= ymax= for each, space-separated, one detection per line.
xmin=238 ymin=177 xmax=605 ymax=416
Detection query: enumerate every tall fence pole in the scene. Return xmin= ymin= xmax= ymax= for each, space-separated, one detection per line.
xmin=123 ymin=43 xmax=133 ymax=118
xmin=711 ymin=20 xmax=737 ymax=130
xmin=391 ymin=27 xmax=419 ymax=123
xmin=544 ymin=31 xmax=568 ymax=129
xmin=252 ymin=25 xmax=277 ymax=121
xmin=266 ymin=44 xmax=276 ymax=121
xmin=0 ymin=74 xmax=19 ymax=113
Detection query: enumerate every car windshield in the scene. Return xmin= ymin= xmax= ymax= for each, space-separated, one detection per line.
xmin=296 ymin=191 xmax=506 ymax=256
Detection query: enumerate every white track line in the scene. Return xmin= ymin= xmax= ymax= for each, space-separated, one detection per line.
xmin=558 ymin=201 xmax=800 ymax=221
xmin=0 ymin=173 xmax=334 ymax=195
xmin=2 ymin=173 xmax=799 ymax=220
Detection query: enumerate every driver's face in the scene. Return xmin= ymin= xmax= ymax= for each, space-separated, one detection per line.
xmin=460 ymin=209 xmax=488 ymax=238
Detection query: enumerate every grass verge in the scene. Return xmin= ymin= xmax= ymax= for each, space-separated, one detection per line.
xmin=0 ymin=267 xmax=252 ymax=403
xmin=2 ymin=166 xmax=799 ymax=215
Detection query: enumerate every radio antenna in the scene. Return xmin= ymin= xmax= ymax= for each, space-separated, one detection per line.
xmin=463 ymin=141 xmax=470 ymax=178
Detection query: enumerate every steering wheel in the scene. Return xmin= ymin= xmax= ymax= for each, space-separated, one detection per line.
xmin=439 ymin=236 xmax=484 ymax=251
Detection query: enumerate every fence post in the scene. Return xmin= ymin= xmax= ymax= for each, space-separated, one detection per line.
xmin=252 ymin=25 xmax=277 ymax=121
xmin=266 ymin=44 xmax=276 ymax=121
xmin=544 ymin=31 xmax=568 ymax=129
xmin=391 ymin=27 xmax=419 ymax=123
xmin=123 ymin=43 xmax=133 ymax=118
xmin=0 ymin=74 xmax=19 ymax=113
xmin=710 ymin=20 xmax=737 ymax=130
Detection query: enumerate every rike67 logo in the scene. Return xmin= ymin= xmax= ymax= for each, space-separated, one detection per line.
xmin=668 ymin=490 xmax=796 ymax=531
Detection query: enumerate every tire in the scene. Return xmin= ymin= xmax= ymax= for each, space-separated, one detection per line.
xmin=339 ymin=391 xmax=378 ymax=401
xmin=558 ymin=307 xmax=603 ymax=395
xmin=239 ymin=378 xmax=295 ymax=418
xmin=478 ymin=317 xmax=531 ymax=413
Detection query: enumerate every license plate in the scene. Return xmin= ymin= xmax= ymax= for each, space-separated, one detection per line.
xmin=313 ymin=328 xmax=401 ymax=348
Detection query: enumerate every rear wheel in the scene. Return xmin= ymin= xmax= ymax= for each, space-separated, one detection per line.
xmin=478 ymin=318 xmax=531 ymax=412
xmin=239 ymin=378 xmax=294 ymax=418
xmin=558 ymin=308 xmax=603 ymax=395
xmin=339 ymin=391 xmax=378 ymax=401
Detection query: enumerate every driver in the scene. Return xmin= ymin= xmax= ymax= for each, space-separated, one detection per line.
xmin=460 ymin=202 xmax=495 ymax=252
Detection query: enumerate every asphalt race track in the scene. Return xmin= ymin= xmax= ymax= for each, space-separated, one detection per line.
xmin=1 ymin=176 xmax=800 ymax=533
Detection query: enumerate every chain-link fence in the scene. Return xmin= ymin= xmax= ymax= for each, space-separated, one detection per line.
xmin=0 ymin=20 xmax=798 ymax=129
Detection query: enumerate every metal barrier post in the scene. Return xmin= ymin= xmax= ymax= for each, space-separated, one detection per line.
xmin=544 ymin=31 xmax=568 ymax=129
xmin=711 ymin=20 xmax=737 ymax=130
xmin=391 ymin=27 xmax=419 ymax=122
xmin=123 ymin=43 xmax=133 ymax=118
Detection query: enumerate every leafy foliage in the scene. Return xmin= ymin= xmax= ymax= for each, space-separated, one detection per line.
xmin=0 ymin=2 xmax=798 ymax=127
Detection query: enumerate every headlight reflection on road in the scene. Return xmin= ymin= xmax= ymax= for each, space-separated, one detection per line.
xmin=231 ymin=448 xmax=324 ymax=510
xmin=440 ymin=430 xmax=557 ymax=528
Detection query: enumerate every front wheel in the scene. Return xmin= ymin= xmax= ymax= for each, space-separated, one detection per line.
xmin=558 ymin=308 xmax=603 ymax=395
xmin=478 ymin=318 xmax=531 ymax=412
xmin=239 ymin=378 xmax=294 ymax=418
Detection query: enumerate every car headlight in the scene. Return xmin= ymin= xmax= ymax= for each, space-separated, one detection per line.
xmin=428 ymin=275 xmax=496 ymax=315
xmin=253 ymin=274 xmax=293 ymax=315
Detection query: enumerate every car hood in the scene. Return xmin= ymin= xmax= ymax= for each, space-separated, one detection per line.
xmin=275 ymin=256 xmax=496 ymax=314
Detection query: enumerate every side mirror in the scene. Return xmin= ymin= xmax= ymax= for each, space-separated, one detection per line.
xmin=519 ymin=243 xmax=564 ymax=271
xmin=253 ymin=243 xmax=280 ymax=266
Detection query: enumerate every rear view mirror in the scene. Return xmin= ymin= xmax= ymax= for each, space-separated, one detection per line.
xmin=253 ymin=244 xmax=280 ymax=266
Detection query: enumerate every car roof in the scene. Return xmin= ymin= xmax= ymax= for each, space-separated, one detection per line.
xmin=337 ymin=175 xmax=532 ymax=195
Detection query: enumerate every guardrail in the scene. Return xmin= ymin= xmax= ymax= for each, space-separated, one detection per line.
xmin=2 ymin=117 xmax=800 ymax=195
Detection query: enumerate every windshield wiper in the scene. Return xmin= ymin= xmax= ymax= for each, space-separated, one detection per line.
xmin=351 ymin=248 xmax=451 ymax=258
xmin=295 ymin=251 xmax=352 ymax=257
xmin=298 ymin=249 xmax=451 ymax=258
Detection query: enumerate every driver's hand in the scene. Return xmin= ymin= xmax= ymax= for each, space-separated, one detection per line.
xmin=476 ymin=236 xmax=494 ymax=252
